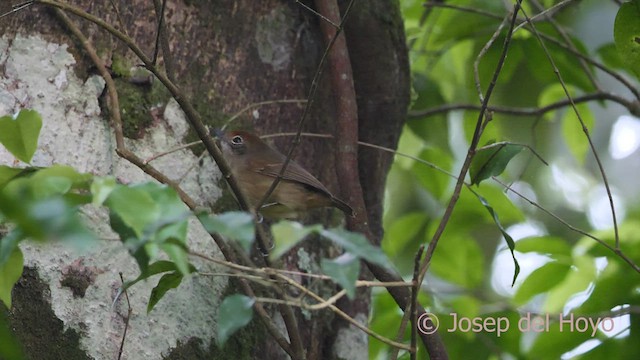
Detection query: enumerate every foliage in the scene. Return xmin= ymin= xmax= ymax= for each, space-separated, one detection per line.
xmin=371 ymin=0 xmax=640 ymax=359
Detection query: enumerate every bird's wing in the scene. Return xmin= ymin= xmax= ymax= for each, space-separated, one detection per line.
xmin=257 ymin=162 xmax=332 ymax=195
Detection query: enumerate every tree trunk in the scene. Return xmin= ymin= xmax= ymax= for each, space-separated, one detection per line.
xmin=0 ymin=0 xmax=409 ymax=358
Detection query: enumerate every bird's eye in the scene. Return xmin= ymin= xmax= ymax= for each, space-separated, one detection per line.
xmin=231 ymin=135 xmax=243 ymax=145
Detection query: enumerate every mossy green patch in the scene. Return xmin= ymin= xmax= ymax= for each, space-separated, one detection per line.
xmin=8 ymin=267 xmax=91 ymax=360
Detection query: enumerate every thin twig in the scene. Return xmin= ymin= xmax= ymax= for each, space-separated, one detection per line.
xmin=521 ymin=6 xmax=620 ymax=249
xmin=222 ymin=99 xmax=307 ymax=130
xmin=108 ymin=0 xmax=128 ymax=37
xmin=48 ymin=5 xmax=300 ymax=357
xmin=152 ymin=0 xmax=176 ymax=83
xmin=476 ymin=141 xmax=548 ymax=166
xmin=410 ymin=246 xmax=424 ymax=360
xmin=117 ymin=273 xmax=132 ymax=360
xmin=254 ymin=0 xmax=356 ymax=212
xmin=474 ymin=17 xmax=508 ymax=102
xmin=419 ymin=0 xmax=523 ymax=283
xmin=408 ymin=92 xmax=637 ymax=118
xmin=295 ymin=0 xmax=339 ymax=28
xmin=529 ymin=0 xmax=600 ymax=91
xmin=0 ymin=0 xmax=34 ymax=19
xmin=493 ymin=177 xmax=640 ymax=273
xmin=35 ymin=0 xmax=253 ymax=212
xmin=272 ymin=271 xmax=412 ymax=351
xmin=423 ymin=0 xmax=640 ymax=101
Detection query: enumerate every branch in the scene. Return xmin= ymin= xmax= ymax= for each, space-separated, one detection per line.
xmin=254 ymin=0 xmax=357 ymax=212
xmin=315 ymin=1 xmax=448 ymax=358
xmin=408 ymin=92 xmax=638 ymax=118
xmin=520 ymin=6 xmax=621 ymax=249
xmin=45 ymin=3 xmax=305 ymax=357
xmin=424 ymin=0 xmax=640 ymax=101
xmin=418 ymin=0 xmax=523 ymax=295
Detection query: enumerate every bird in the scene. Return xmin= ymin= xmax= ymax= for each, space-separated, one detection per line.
xmin=216 ymin=130 xmax=354 ymax=219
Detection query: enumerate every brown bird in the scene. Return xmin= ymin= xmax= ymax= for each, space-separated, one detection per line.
xmin=217 ymin=130 xmax=353 ymax=219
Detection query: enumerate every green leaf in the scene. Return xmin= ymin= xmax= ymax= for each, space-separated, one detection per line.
xmin=0 ymin=229 xmax=23 ymax=266
xmin=106 ymin=185 xmax=159 ymax=238
xmin=270 ymin=221 xmax=321 ymax=260
xmin=147 ymin=271 xmax=183 ymax=313
xmin=543 ymin=255 xmax=596 ymax=313
xmin=30 ymin=197 xmax=96 ymax=246
xmin=562 ymin=103 xmax=594 ymax=164
xmin=199 ymin=212 xmax=255 ymax=253
xmin=474 ymin=192 xmax=520 ymax=286
xmin=426 ymin=1 xmax=503 ymax=49
xmin=91 ymin=177 xmax=117 ymax=206
xmin=0 ymin=192 xmax=96 ymax=247
xmin=576 ymin=260 xmax=637 ymax=314
xmin=216 ymin=294 xmax=255 ymax=347
xmin=513 ymin=261 xmax=571 ymax=305
xmin=470 ymin=141 xmax=524 ymax=185
xmin=0 ymin=166 xmax=28 ymax=189
xmin=0 ymin=248 xmax=23 ymax=307
xmin=123 ymin=260 xmax=184 ymax=289
xmin=614 ymin=1 xmax=640 ymax=77
xmin=321 ymin=254 xmax=360 ymax=299
xmin=515 ymin=236 xmax=571 ymax=256
xmin=597 ymin=42 xmax=626 ymax=70
xmin=525 ymin=35 xmax=595 ymax=93
xmin=321 ymin=228 xmax=391 ymax=267
xmin=0 ymin=110 xmax=42 ymax=163
xmin=159 ymin=243 xmax=190 ymax=276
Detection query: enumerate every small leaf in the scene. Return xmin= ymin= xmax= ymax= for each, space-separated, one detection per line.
xmin=199 ymin=212 xmax=255 ymax=253
xmin=474 ymin=192 xmax=520 ymax=286
xmin=321 ymin=228 xmax=390 ymax=267
xmin=0 ymin=166 xmax=28 ymax=189
xmin=470 ymin=141 xmax=523 ymax=185
xmin=91 ymin=177 xmax=117 ymax=206
xmin=106 ymin=186 xmax=159 ymax=238
xmin=614 ymin=1 xmax=640 ymax=77
xmin=159 ymin=243 xmax=190 ymax=276
xmin=0 ymin=248 xmax=24 ymax=307
xmin=270 ymin=221 xmax=321 ymax=260
xmin=123 ymin=260 xmax=184 ymax=289
xmin=147 ymin=271 xmax=183 ymax=313
xmin=0 ymin=110 xmax=42 ymax=163
xmin=321 ymin=254 xmax=360 ymax=299
xmin=216 ymin=294 xmax=255 ymax=347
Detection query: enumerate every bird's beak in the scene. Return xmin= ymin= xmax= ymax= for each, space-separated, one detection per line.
xmin=211 ymin=128 xmax=226 ymax=148
xmin=211 ymin=127 xmax=225 ymax=139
